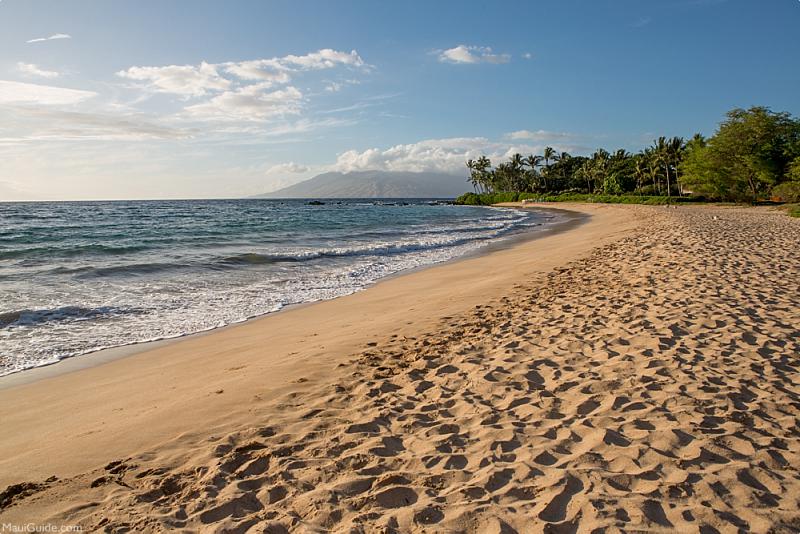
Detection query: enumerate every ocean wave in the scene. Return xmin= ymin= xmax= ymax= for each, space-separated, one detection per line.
xmin=76 ymin=262 xmax=186 ymax=279
xmin=219 ymin=223 xmax=539 ymax=267
xmin=0 ymin=201 xmax=558 ymax=376
xmin=0 ymin=243 xmax=149 ymax=260
xmin=0 ymin=305 xmax=136 ymax=328
xmin=58 ymin=217 xmax=542 ymax=277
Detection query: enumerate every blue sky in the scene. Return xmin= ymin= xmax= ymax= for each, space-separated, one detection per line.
xmin=1 ymin=0 xmax=798 ymax=200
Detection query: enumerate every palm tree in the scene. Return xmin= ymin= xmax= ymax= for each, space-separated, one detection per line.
xmin=466 ymin=157 xmax=496 ymax=193
xmin=653 ymin=137 xmax=673 ymax=197
xmin=476 ymin=156 xmax=492 ymax=193
xmin=591 ymin=149 xmax=610 ymax=192
xmin=642 ymin=147 xmax=659 ymax=194
xmin=524 ymin=154 xmax=542 ymax=172
xmin=612 ymin=149 xmax=630 ymax=161
xmin=543 ymin=146 xmax=557 ymax=191
xmin=668 ymin=136 xmax=685 ymax=195
xmin=466 ymin=159 xmax=478 ymax=192
xmin=509 ymin=153 xmax=524 ymax=172
xmin=507 ymin=154 xmax=526 ymax=191
xmin=494 ymin=162 xmax=514 ymax=192
xmin=524 ymin=154 xmax=543 ymax=191
xmin=556 ymin=152 xmax=571 ymax=186
xmin=577 ymin=160 xmax=593 ymax=193
xmin=633 ymin=154 xmax=647 ymax=195
xmin=543 ymin=146 xmax=556 ymax=170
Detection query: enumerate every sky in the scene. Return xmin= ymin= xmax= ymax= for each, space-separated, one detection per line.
xmin=0 ymin=0 xmax=799 ymax=200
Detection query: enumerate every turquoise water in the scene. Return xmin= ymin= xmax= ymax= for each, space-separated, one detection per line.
xmin=0 ymin=199 xmax=554 ymax=375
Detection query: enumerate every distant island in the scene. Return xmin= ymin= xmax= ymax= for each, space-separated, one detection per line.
xmin=252 ymin=170 xmax=469 ymax=199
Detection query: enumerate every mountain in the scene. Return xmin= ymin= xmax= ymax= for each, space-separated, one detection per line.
xmin=252 ymin=170 xmax=469 ymax=199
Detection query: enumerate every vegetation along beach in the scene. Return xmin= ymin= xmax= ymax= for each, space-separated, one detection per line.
xmin=1 ymin=1 xmax=799 ymax=533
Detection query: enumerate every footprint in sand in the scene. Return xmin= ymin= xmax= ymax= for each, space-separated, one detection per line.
xmin=538 ymin=475 xmax=584 ymax=523
xmin=373 ymin=486 xmax=418 ymax=508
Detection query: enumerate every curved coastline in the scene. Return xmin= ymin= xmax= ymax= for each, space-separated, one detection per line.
xmin=0 ymin=206 xmax=584 ymax=389
xmin=0 ymin=203 xmax=638 ymax=491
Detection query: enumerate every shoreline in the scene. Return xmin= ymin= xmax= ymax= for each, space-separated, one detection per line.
xmin=0 ymin=203 xmax=632 ymax=489
xmin=2 ymin=203 xmax=795 ymax=532
xmin=0 ymin=205 xmax=586 ymax=390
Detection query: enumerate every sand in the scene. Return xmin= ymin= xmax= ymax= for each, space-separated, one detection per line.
xmin=1 ymin=203 xmax=798 ymax=533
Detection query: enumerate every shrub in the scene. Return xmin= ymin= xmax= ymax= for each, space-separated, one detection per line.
xmin=771 ymin=182 xmax=800 ymax=203
xmin=455 ymin=192 xmax=482 ymax=205
xmin=453 ymin=192 xmax=707 ymax=206
xmin=602 ymin=175 xmax=624 ymax=195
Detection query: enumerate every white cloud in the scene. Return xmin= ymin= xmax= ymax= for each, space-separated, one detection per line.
xmin=258 ymin=162 xmax=317 ymax=193
xmin=16 ymin=62 xmax=60 ymax=79
xmin=438 ymin=45 xmax=511 ymax=65
xmin=522 ymin=52 xmax=533 ymax=60
xmin=26 ymin=33 xmax=71 ymax=44
xmin=3 ymin=107 xmax=192 ymax=141
xmin=117 ymin=62 xmax=231 ymax=97
xmin=223 ymin=60 xmax=291 ymax=83
xmin=0 ymin=80 xmax=96 ymax=105
xmin=281 ymin=49 xmax=365 ymax=70
xmin=116 ymin=49 xmax=367 ymax=123
xmin=324 ymin=78 xmax=361 ymax=93
xmin=258 ymin=117 xmax=357 ymax=136
xmin=119 ymin=49 xmax=366 ymax=99
xmin=189 ymin=117 xmax=356 ymax=139
xmin=331 ymin=135 xmax=586 ymax=175
xmin=506 ymin=129 xmax=575 ymax=141
xmin=265 ymin=162 xmax=310 ymax=175
xmin=332 ymin=137 xmax=497 ymax=174
xmin=184 ymin=85 xmax=303 ymax=120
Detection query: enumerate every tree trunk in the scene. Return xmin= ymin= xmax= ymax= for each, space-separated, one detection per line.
xmin=675 ymin=158 xmax=683 ymax=196
xmin=747 ymin=173 xmax=758 ymax=203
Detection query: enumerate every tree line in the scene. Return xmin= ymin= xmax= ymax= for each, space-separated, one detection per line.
xmin=463 ymin=107 xmax=800 ymax=203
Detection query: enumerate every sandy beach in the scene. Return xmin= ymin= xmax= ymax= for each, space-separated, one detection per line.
xmin=1 ymin=203 xmax=799 ymax=533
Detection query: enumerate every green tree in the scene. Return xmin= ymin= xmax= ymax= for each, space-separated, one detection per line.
xmin=466 ymin=159 xmax=479 ymax=192
xmin=590 ymin=149 xmax=610 ymax=192
xmin=524 ymin=154 xmax=543 ymax=191
xmin=507 ymin=154 xmax=527 ymax=191
xmin=633 ymin=154 xmax=647 ymax=194
xmin=682 ymin=107 xmax=800 ymax=201
xmin=668 ymin=136 xmax=685 ymax=195
xmin=787 ymin=156 xmax=800 ymax=181
xmin=652 ymin=137 xmax=675 ymax=197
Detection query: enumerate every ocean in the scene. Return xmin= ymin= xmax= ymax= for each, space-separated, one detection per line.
xmin=0 ymin=199 xmax=556 ymax=376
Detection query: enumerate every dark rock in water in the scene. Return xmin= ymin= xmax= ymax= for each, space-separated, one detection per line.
xmin=307 ymin=200 xmax=325 ymax=206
